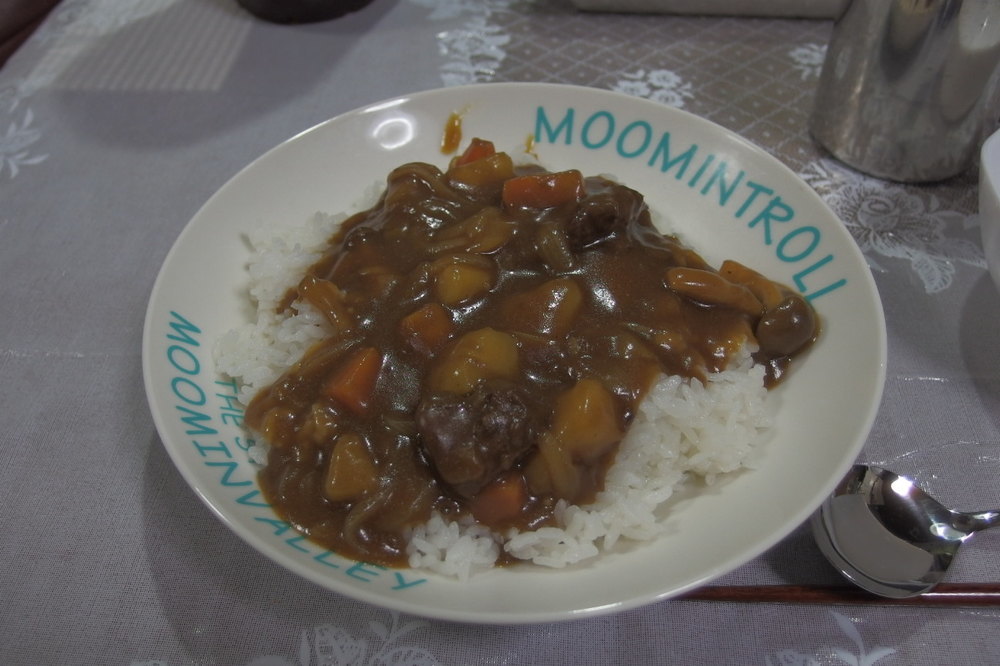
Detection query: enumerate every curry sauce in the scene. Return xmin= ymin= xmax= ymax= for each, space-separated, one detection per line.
xmin=245 ymin=139 xmax=818 ymax=567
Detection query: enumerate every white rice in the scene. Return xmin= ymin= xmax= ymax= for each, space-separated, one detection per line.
xmin=408 ymin=357 xmax=769 ymax=579
xmin=215 ymin=210 xmax=772 ymax=579
xmin=214 ymin=212 xmax=344 ymax=463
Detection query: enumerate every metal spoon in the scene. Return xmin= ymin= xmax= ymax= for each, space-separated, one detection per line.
xmin=810 ymin=464 xmax=1000 ymax=599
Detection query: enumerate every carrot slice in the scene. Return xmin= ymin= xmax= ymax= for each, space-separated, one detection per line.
xmin=323 ymin=347 xmax=383 ymax=414
xmin=470 ymin=473 xmax=528 ymax=525
xmin=399 ymin=303 xmax=454 ymax=355
xmin=453 ymin=138 xmax=496 ymax=166
xmin=501 ymin=170 xmax=586 ymax=209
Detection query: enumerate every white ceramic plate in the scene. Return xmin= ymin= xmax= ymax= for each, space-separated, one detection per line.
xmin=142 ymin=83 xmax=886 ymax=623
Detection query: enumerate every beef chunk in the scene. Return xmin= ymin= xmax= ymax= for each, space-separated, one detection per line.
xmin=415 ymin=381 xmax=538 ymax=497
xmin=565 ymin=184 xmax=646 ymax=251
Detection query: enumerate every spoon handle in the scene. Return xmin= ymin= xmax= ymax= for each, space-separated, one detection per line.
xmin=682 ymin=584 xmax=1000 ymax=606
xmin=956 ymin=510 xmax=1000 ymax=533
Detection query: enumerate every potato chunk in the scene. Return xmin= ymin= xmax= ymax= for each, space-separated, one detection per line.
xmin=324 ymin=433 xmax=378 ymax=502
xmin=500 ymin=277 xmax=583 ymax=339
xmin=429 ymin=328 xmax=520 ymax=394
xmin=530 ymin=379 xmax=623 ymax=500
xmin=432 ymin=255 xmax=495 ymax=305
xmin=448 ymin=151 xmax=516 ymax=188
xmin=548 ymin=379 xmax=623 ymax=462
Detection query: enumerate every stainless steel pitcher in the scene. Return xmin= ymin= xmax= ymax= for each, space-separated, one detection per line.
xmin=810 ymin=0 xmax=1000 ymax=182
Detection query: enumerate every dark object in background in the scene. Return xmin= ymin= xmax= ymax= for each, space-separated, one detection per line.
xmin=237 ymin=0 xmax=375 ymax=23
xmin=0 ymin=0 xmax=62 ymax=69
xmin=810 ymin=0 xmax=1000 ymax=182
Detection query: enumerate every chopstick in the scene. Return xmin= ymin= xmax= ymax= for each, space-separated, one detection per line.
xmin=680 ymin=584 xmax=1000 ymax=607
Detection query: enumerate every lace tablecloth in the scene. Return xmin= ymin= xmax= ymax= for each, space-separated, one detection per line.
xmin=2 ymin=1 xmax=998 ymax=664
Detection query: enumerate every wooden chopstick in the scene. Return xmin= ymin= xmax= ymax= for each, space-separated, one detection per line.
xmin=679 ymin=584 xmax=1000 ymax=607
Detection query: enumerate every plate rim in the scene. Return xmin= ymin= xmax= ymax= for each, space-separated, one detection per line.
xmin=141 ymin=81 xmax=888 ymax=624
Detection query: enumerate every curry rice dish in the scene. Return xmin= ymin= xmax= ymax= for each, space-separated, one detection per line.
xmin=214 ymin=139 xmax=817 ymax=579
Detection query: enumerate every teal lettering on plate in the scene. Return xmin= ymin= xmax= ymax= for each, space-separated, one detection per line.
xmin=285 ymin=535 xmax=311 ymax=553
xmin=734 ymin=180 xmax=774 ymax=218
xmin=699 ymin=162 xmax=746 ymax=205
xmin=176 ymin=404 xmax=217 ymax=436
xmin=220 ymin=412 xmax=244 ymax=427
xmin=530 ymin=104 xmax=848 ymax=301
xmin=648 ymin=134 xmax=697 ymax=179
xmin=581 ymin=111 xmax=615 ymax=149
xmin=205 ymin=460 xmax=252 ymax=486
xmin=167 ymin=344 xmax=200 ymax=376
xmin=216 ymin=386 xmax=244 ymax=427
xmin=802 ymin=275 xmax=848 ymax=303
xmin=616 ymin=120 xmax=653 ymax=158
xmin=192 ymin=439 xmax=231 ymax=458
xmin=346 ymin=561 xmax=385 ymax=582
xmin=215 ymin=392 xmax=243 ymax=414
xmin=392 ymin=572 xmax=428 ymax=590
xmin=159 ymin=313 xmax=418 ymax=592
xmin=747 ymin=195 xmax=794 ymax=245
xmin=314 ymin=551 xmax=342 ymax=569
xmin=237 ymin=489 xmax=271 ymax=508
xmin=255 ymin=515 xmax=293 ymax=535
xmin=166 ymin=310 xmax=202 ymax=347
xmin=535 ymin=106 xmax=574 ymax=145
xmin=171 ymin=375 xmax=206 ymax=406
xmin=232 ymin=435 xmax=254 ymax=453
xmin=792 ymin=253 xmax=847 ymax=301
xmin=215 ymin=376 xmax=240 ymax=393
xmin=777 ymin=225 xmax=821 ymax=263
xmin=686 ymin=153 xmax=715 ymax=188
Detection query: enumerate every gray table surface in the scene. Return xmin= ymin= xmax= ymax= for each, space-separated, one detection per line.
xmin=2 ymin=1 xmax=999 ymax=664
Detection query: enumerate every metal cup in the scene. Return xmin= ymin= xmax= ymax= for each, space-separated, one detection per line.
xmin=810 ymin=0 xmax=1000 ymax=182
xmin=237 ymin=0 xmax=374 ymax=24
